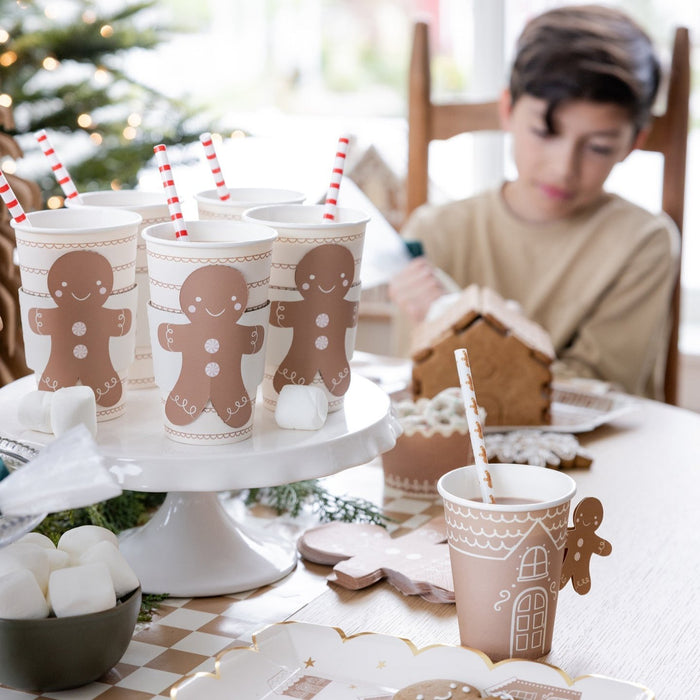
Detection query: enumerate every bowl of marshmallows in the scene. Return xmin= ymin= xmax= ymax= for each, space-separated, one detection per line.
xmin=0 ymin=524 xmax=141 ymax=692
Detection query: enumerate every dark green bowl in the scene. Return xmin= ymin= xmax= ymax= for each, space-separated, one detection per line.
xmin=0 ymin=586 xmax=141 ymax=692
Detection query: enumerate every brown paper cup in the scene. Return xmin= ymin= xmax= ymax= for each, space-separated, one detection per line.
xmin=142 ymin=219 xmax=276 ymax=445
xmin=243 ymin=204 xmax=368 ymax=413
xmin=195 ymin=188 xmax=305 ymax=221
xmin=66 ymin=190 xmax=170 ymax=389
xmin=438 ymin=464 xmax=576 ymax=661
xmin=13 ymin=208 xmax=141 ymax=421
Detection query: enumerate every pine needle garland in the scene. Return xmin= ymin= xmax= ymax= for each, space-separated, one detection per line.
xmin=244 ymin=480 xmax=389 ymax=526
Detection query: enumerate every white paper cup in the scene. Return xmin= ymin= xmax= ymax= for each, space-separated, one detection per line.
xmin=438 ymin=464 xmax=576 ymax=661
xmin=66 ymin=190 xmax=170 ymax=389
xmin=142 ymin=219 xmax=277 ymax=445
xmin=243 ymin=204 xmax=368 ymax=413
xmin=13 ymin=208 xmax=141 ymax=421
xmin=195 ymin=188 xmax=305 ymax=221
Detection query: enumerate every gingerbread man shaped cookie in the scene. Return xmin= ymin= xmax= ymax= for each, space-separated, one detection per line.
xmin=28 ymin=250 xmax=131 ymax=406
xmin=560 ymin=497 xmax=612 ymax=594
xmin=270 ymin=243 xmax=357 ymax=397
xmin=158 ymin=264 xmax=264 ymax=427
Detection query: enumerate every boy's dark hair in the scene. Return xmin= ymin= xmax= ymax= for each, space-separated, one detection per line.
xmin=509 ymin=4 xmax=660 ymax=134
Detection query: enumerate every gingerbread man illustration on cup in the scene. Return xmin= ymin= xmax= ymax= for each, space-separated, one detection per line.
xmin=560 ymin=496 xmax=612 ymax=594
xmin=270 ymin=243 xmax=358 ymax=397
xmin=28 ymin=250 xmax=131 ymax=407
xmin=157 ymin=264 xmax=264 ymax=428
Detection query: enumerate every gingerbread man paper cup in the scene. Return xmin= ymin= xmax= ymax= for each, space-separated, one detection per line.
xmin=242 ymin=204 xmax=369 ymax=413
xmin=13 ymin=207 xmax=141 ymax=422
xmin=66 ymin=190 xmax=170 ymax=390
xmin=438 ymin=464 xmax=576 ymax=661
xmin=142 ymin=219 xmax=277 ymax=445
xmin=195 ymin=187 xmax=305 ymax=221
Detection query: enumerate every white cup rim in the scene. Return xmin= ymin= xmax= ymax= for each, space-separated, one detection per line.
xmin=141 ymin=219 xmax=277 ymax=248
xmin=195 ymin=188 xmax=306 ymax=207
xmin=243 ymin=204 xmax=370 ymax=228
xmin=437 ymin=463 xmax=577 ymax=511
xmin=65 ymin=190 xmax=167 ymax=211
xmin=11 ymin=207 xmax=142 ymax=234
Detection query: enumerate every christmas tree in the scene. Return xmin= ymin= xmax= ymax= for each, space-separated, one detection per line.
xmin=0 ymin=0 xmax=204 ymax=206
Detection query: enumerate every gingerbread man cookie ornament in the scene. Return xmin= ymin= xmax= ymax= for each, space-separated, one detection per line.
xmin=28 ymin=250 xmax=131 ymax=407
xmin=392 ymin=679 xmax=494 ymax=700
xmin=560 ymin=496 xmax=612 ymax=594
xmin=270 ymin=243 xmax=357 ymax=398
xmin=157 ymin=265 xmax=264 ymax=428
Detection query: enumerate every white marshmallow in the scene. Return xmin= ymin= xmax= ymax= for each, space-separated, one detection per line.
xmin=0 ymin=569 xmax=49 ymax=619
xmin=17 ymin=386 xmax=97 ymax=438
xmin=46 ymin=548 xmax=71 ymax=572
xmin=50 ymin=386 xmax=97 ymax=438
xmin=274 ymin=385 xmax=329 ymax=431
xmin=17 ymin=390 xmax=53 ymax=433
xmin=57 ymin=525 xmax=119 ymax=562
xmin=79 ymin=540 xmax=139 ymax=598
xmin=17 ymin=532 xmax=56 ymax=550
xmin=0 ymin=543 xmax=50 ymax=594
xmin=49 ymin=563 xmax=116 ymax=617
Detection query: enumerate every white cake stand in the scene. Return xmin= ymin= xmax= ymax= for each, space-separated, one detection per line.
xmin=0 ymin=375 xmax=400 ymax=596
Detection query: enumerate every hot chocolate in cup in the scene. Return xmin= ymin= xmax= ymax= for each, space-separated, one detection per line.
xmin=243 ymin=204 xmax=369 ymax=413
xmin=438 ymin=463 xmax=576 ymax=661
xmin=13 ymin=207 xmax=141 ymax=421
xmin=142 ymin=219 xmax=276 ymax=445
xmin=66 ymin=190 xmax=170 ymax=389
xmin=195 ymin=188 xmax=305 ymax=221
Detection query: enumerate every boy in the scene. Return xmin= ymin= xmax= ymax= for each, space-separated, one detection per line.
xmin=389 ymin=4 xmax=680 ymax=399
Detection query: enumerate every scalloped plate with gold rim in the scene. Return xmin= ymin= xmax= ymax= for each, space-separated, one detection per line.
xmin=170 ymin=621 xmax=653 ymax=699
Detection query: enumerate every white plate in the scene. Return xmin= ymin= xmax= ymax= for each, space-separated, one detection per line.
xmin=170 ymin=621 xmax=653 ymax=699
xmin=350 ymin=355 xmax=638 ymax=435
xmin=486 ymin=385 xmax=639 ymax=434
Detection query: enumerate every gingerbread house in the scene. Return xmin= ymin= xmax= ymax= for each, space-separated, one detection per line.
xmin=410 ymin=285 xmax=554 ymax=426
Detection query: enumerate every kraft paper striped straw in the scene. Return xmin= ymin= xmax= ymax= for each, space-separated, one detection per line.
xmin=454 ymin=348 xmax=496 ymax=504
xmin=0 ymin=170 xmax=28 ymax=224
xmin=35 ymin=129 xmax=82 ymax=203
xmin=322 ymin=135 xmax=349 ymax=221
xmin=199 ymin=132 xmax=230 ymax=201
xmin=153 ymin=144 xmax=188 ymax=239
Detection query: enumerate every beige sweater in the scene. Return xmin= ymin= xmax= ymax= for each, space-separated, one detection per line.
xmin=402 ymin=187 xmax=680 ymax=399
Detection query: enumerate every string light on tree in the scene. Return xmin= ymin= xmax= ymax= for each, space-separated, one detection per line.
xmin=100 ymin=25 xmax=113 ymax=38
xmin=0 ymin=94 xmax=12 ymax=108
xmin=42 ymin=56 xmax=59 ymax=71
xmin=77 ymin=113 xmax=93 ymax=128
xmin=127 ymin=113 xmax=142 ymax=127
xmin=47 ymin=195 xmax=63 ymax=209
xmin=89 ymin=133 xmax=103 ymax=145
xmin=0 ymin=52 xmax=17 ymax=67
xmin=0 ymin=29 xmax=9 ymax=43
xmin=93 ymin=68 xmax=110 ymax=85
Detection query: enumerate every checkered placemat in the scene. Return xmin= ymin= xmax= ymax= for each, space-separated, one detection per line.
xmin=0 ymin=468 xmax=444 ymax=700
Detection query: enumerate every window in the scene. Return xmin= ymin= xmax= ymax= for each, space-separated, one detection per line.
xmin=518 ymin=546 xmax=548 ymax=581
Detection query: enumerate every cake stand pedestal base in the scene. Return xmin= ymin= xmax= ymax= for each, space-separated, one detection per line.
xmin=119 ymin=492 xmax=297 ymax=597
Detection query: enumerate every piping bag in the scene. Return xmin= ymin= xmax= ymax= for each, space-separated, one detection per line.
xmin=0 ymin=424 xmax=121 ymax=516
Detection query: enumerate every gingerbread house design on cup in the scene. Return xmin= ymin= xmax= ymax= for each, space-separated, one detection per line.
xmin=410 ymin=285 xmax=555 ymax=426
xmin=444 ymin=499 xmax=569 ymax=659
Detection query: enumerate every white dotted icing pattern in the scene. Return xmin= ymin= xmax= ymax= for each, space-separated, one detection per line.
xmin=73 ymin=344 xmax=88 ymax=359
xmin=71 ymin=321 xmax=87 ymax=336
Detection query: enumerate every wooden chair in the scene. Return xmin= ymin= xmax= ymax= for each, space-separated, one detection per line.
xmin=406 ymin=20 xmax=690 ymax=405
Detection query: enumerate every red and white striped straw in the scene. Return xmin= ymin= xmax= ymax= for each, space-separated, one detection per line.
xmin=153 ymin=144 xmax=188 ymax=239
xmin=322 ymin=135 xmax=349 ymax=221
xmin=0 ymin=170 xmax=28 ymax=224
xmin=35 ymin=129 xmax=82 ymax=203
xmin=199 ymin=132 xmax=230 ymax=202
